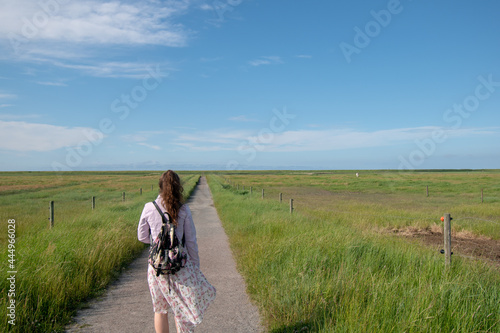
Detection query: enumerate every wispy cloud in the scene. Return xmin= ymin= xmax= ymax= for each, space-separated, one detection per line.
xmin=121 ymin=131 xmax=165 ymax=142
xmin=121 ymin=134 xmax=148 ymax=143
xmin=0 ymin=0 xmax=191 ymax=77
xmin=0 ymin=0 xmax=190 ymax=48
xmin=200 ymin=56 xmax=223 ymax=62
xmin=296 ymin=54 xmax=312 ymax=59
xmin=244 ymin=127 xmax=500 ymax=152
xmin=0 ymin=93 xmax=17 ymax=99
xmin=138 ymin=142 xmax=162 ymax=150
xmin=0 ymin=113 xmax=41 ymax=120
xmin=0 ymin=104 xmax=14 ymax=108
xmin=171 ymin=126 xmax=500 ymax=153
xmin=50 ymin=60 xmax=171 ymax=79
xmin=172 ymin=129 xmax=253 ymax=151
xmin=35 ymin=81 xmax=67 ymax=87
xmin=0 ymin=120 xmax=103 ymax=151
xmin=229 ymin=115 xmax=259 ymax=122
xmin=121 ymin=131 xmax=164 ymax=150
xmin=22 ymin=46 xmax=93 ymax=61
xmin=199 ymin=4 xmax=213 ymax=11
xmin=248 ymin=56 xmax=283 ymax=67
xmin=174 ymin=142 xmax=230 ymax=152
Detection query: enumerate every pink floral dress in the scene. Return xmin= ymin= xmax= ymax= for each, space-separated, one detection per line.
xmin=148 ymin=255 xmax=216 ymax=333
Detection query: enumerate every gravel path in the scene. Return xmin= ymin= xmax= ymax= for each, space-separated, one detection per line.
xmin=66 ymin=176 xmax=264 ymax=333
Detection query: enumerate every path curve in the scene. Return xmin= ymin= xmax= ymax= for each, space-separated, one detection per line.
xmin=66 ymin=176 xmax=264 ymax=332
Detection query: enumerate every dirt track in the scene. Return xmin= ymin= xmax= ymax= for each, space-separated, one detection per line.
xmin=66 ymin=177 xmax=264 ymax=332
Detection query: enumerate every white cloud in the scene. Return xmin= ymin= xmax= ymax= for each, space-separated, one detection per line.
xmin=229 ymin=115 xmax=258 ymax=122
xmin=23 ymin=46 xmax=93 ymax=61
xmin=174 ymin=142 xmax=228 ymax=152
xmin=244 ymin=127 xmax=499 ymax=152
xmin=121 ymin=131 xmax=164 ymax=150
xmin=171 ymin=126 xmax=500 ymax=153
xmin=248 ymin=56 xmax=283 ymax=67
xmin=0 ymin=0 xmax=191 ymax=79
xmin=47 ymin=60 xmax=171 ymax=78
xmin=35 ymin=81 xmax=67 ymax=86
xmin=199 ymin=4 xmax=213 ymax=11
xmin=296 ymin=54 xmax=312 ymax=59
xmin=0 ymin=120 xmax=103 ymax=151
xmin=121 ymin=134 xmax=148 ymax=143
xmin=0 ymin=93 xmax=17 ymax=99
xmin=200 ymin=56 xmax=223 ymax=62
xmin=0 ymin=1 xmax=189 ymax=78
xmin=138 ymin=142 xmax=162 ymax=150
xmin=0 ymin=0 xmax=190 ymax=48
xmin=0 ymin=113 xmax=41 ymax=120
xmin=0 ymin=104 xmax=14 ymax=108
xmin=176 ymin=129 xmax=253 ymax=145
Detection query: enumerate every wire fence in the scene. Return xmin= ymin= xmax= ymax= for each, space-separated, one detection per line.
xmin=216 ymin=175 xmax=500 ymax=268
xmin=219 ymin=176 xmax=500 ymax=225
xmin=34 ymin=174 xmax=201 ymax=229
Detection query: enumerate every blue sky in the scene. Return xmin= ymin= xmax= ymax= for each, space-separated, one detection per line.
xmin=0 ymin=0 xmax=499 ymax=171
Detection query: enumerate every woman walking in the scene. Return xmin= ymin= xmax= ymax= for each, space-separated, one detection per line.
xmin=138 ymin=170 xmax=216 ymax=333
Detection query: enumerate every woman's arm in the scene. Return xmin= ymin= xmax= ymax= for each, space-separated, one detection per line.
xmin=137 ymin=203 xmax=151 ymax=244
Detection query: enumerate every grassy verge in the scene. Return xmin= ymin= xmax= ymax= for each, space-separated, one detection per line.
xmin=0 ymin=171 xmax=199 ymax=332
xmin=208 ymin=174 xmax=500 ymax=332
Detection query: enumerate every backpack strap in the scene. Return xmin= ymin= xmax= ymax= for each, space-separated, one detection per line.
xmin=152 ymin=201 xmax=169 ymax=225
xmin=151 ymin=201 xmax=185 ymax=246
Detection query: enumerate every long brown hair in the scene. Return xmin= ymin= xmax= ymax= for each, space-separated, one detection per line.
xmin=158 ymin=170 xmax=184 ymax=226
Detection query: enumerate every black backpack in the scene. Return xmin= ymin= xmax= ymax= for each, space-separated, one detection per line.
xmin=148 ymin=201 xmax=187 ymax=277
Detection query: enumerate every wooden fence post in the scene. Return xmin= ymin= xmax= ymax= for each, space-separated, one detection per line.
xmin=426 ymin=185 xmax=429 ymax=197
xmin=49 ymin=201 xmax=54 ymax=228
xmin=443 ymin=213 xmax=452 ymax=266
xmin=92 ymin=196 xmax=96 ymax=210
xmin=140 ymin=188 xmax=142 ymax=195
xmin=262 ymin=189 xmax=264 ymax=199
xmin=279 ymin=193 xmax=282 ymax=203
xmin=290 ymin=199 xmax=294 ymax=214
xmin=250 ymin=186 xmax=252 ymax=195
xmin=122 ymin=192 xmax=125 ymax=202
xmin=481 ymin=189 xmax=483 ymax=203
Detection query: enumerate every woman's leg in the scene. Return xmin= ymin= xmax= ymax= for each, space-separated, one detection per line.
xmin=154 ymin=312 xmax=169 ymax=333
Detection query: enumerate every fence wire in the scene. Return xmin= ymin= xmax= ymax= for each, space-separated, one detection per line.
xmin=220 ymin=177 xmax=500 ymax=226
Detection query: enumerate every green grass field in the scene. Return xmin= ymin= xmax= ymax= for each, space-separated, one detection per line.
xmin=207 ymin=170 xmax=500 ymax=332
xmin=1 ymin=170 xmax=499 ymax=332
xmin=218 ymin=170 xmax=500 ymax=239
xmin=0 ymin=171 xmax=200 ymax=332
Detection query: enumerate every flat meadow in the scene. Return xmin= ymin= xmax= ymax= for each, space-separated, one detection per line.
xmin=1 ymin=169 xmax=499 ymax=332
xmin=208 ymin=169 xmax=500 ymax=332
xmin=0 ymin=171 xmax=200 ymax=332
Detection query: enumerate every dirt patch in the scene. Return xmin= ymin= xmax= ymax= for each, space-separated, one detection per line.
xmin=389 ymin=226 xmax=500 ymax=267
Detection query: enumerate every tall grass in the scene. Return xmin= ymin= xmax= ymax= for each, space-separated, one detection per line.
xmin=0 ymin=171 xmax=199 ymax=332
xmin=208 ymin=174 xmax=500 ymax=332
xmin=221 ymin=170 xmax=500 ymax=239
